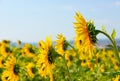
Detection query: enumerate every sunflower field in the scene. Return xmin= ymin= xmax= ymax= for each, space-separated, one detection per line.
xmin=0 ymin=12 xmax=120 ymax=81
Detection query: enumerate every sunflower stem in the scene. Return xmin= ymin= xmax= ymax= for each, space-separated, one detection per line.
xmin=96 ymin=30 xmax=120 ymax=65
xmin=67 ymin=41 xmax=78 ymax=53
xmin=62 ymin=53 xmax=73 ymax=81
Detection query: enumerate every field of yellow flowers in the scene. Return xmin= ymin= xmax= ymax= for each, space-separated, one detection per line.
xmin=0 ymin=12 xmax=120 ymax=81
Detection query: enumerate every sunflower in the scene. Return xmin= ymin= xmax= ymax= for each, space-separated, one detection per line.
xmin=1 ymin=56 xmax=20 ymax=81
xmin=26 ymin=62 xmax=37 ymax=78
xmin=0 ymin=43 xmax=11 ymax=57
xmin=55 ymin=34 xmax=68 ymax=55
xmin=112 ymin=75 xmax=120 ymax=81
xmin=37 ymin=36 xmax=55 ymax=81
xmin=73 ymin=12 xmax=97 ymax=54
xmin=22 ymin=43 xmax=35 ymax=57
xmin=100 ymin=64 xmax=105 ymax=73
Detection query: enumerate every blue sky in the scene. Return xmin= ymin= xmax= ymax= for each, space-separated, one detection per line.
xmin=0 ymin=0 xmax=120 ymax=42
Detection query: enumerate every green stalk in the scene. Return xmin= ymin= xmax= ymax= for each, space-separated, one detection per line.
xmin=62 ymin=53 xmax=73 ymax=81
xmin=96 ymin=30 xmax=120 ymax=65
xmin=65 ymin=40 xmax=78 ymax=55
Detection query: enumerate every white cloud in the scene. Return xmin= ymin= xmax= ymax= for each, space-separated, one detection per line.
xmin=115 ymin=1 xmax=120 ymax=6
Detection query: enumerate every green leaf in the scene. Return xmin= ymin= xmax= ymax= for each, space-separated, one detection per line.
xmin=101 ymin=25 xmax=106 ymax=32
xmin=111 ymin=29 xmax=116 ymax=39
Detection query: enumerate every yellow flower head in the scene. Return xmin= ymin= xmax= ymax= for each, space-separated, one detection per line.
xmin=37 ymin=36 xmax=55 ymax=80
xmin=112 ymin=75 xmax=120 ymax=81
xmin=100 ymin=64 xmax=105 ymax=73
xmin=81 ymin=59 xmax=87 ymax=67
xmin=74 ymin=12 xmax=97 ymax=53
xmin=26 ymin=62 xmax=37 ymax=78
xmin=55 ymin=34 xmax=68 ymax=55
xmin=2 ymin=56 xmax=19 ymax=81
xmin=0 ymin=43 xmax=12 ymax=57
xmin=22 ymin=43 xmax=35 ymax=57
xmin=2 ymin=40 xmax=11 ymax=45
